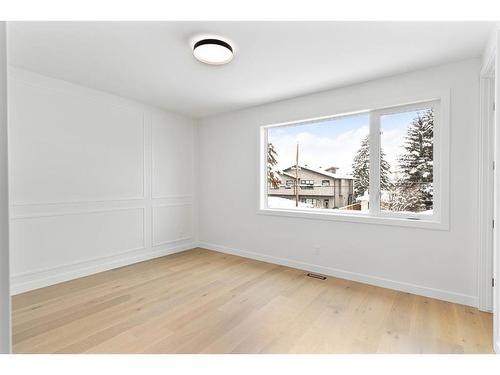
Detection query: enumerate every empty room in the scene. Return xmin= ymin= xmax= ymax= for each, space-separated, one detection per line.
xmin=1 ymin=6 xmax=500 ymax=369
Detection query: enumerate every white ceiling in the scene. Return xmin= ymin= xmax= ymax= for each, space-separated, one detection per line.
xmin=7 ymin=21 xmax=494 ymax=119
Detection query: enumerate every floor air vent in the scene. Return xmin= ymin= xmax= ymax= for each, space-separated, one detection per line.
xmin=307 ymin=272 xmax=326 ymax=280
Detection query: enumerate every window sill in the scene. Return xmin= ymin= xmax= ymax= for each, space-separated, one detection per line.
xmin=257 ymin=208 xmax=449 ymax=231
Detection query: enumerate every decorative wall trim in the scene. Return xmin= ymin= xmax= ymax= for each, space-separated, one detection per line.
xmin=150 ymin=109 xmax=194 ymax=201
xmin=152 ymin=237 xmax=193 ymax=248
xmin=10 ymin=207 xmax=149 ymax=261
xmin=9 ymin=74 xmax=147 ymax=206
xmin=8 ymin=67 xmax=197 ymax=297
xmin=151 ymin=203 xmax=193 ymax=247
xmin=11 ymin=197 xmax=146 ymax=207
xmin=198 ymin=241 xmax=478 ymax=308
xmin=151 ymin=195 xmax=193 ymax=200
xmin=11 ymin=207 xmax=147 ymax=280
xmin=142 ymin=111 xmax=147 ymax=200
xmin=12 ymin=245 xmax=147 ymax=279
xmin=11 ymin=241 xmax=196 ymax=295
xmin=152 ymin=202 xmax=193 ymax=207
xmin=10 ymin=206 xmax=145 ymax=220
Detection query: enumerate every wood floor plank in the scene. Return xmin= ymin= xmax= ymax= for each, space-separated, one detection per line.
xmin=12 ymin=248 xmax=222 ymax=322
xmin=11 ymin=248 xmax=494 ymax=354
xmin=14 ymin=252 xmax=247 ymax=353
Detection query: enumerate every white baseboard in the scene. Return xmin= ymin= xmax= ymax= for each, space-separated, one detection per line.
xmin=11 ymin=241 xmax=196 ymax=295
xmin=198 ymin=241 xmax=478 ymax=308
xmin=13 ymin=239 xmax=478 ymax=308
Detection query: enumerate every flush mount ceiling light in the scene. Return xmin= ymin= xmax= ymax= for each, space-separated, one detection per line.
xmin=193 ymin=38 xmax=233 ymax=65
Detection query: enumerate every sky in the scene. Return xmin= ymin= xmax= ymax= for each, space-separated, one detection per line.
xmin=268 ymin=110 xmax=427 ymax=177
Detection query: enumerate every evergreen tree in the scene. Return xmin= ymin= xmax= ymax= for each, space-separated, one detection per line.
xmin=388 ymin=184 xmax=426 ymax=212
xmin=267 ymin=142 xmax=281 ymax=189
xmin=351 ymin=135 xmax=391 ymax=199
xmin=394 ymin=109 xmax=434 ymax=211
xmin=352 ymin=136 xmax=369 ymax=199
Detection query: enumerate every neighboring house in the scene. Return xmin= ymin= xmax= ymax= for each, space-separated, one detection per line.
xmin=268 ymin=165 xmax=354 ymax=209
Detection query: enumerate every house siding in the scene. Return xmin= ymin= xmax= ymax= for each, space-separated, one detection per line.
xmin=268 ymin=166 xmax=353 ymax=209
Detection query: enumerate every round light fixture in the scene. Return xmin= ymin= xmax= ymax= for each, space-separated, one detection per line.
xmin=193 ymin=38 xmax=233 ymax=65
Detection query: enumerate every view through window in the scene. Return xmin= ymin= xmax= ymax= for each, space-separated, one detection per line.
xmin=380 ymin=108 xmax=434 ymax=214
xmin=265 ymin=101 xmax=436 ymax=217
xmin=267 ymin=113 xmax=369 ymax=212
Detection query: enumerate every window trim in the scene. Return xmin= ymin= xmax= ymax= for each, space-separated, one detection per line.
xmin=370 ymin=100 xmax=440 ymax=221
xmin=259 ymin=90 xmax=450 ymax=230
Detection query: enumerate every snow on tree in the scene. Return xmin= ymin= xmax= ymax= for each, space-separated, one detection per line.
xmin=267 ymin=142 xmax=281 ymax=189
xmin=351 ymin=135 xmax=391 ymax=199
xmin=388 ymin=184 xmax=427 ymax=212
xmin=352 ymin=136 xmax=369 ymax=199
xmin=392 ymin=109 xmax=434 ymax=212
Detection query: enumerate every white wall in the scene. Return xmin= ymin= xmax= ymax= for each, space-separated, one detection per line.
xmin=0 ymin=22 xmax=11 ymax=354
xmin=486 ymin=26 xmax=500 ymax=354
xmin=495 ymin=29 xmax=500 ymax=355
xmin=8 ymin=68 xmax=197 ymax=294
xmin=198 ymin=58 xmax=480 ymax=307
xmin=494 ymin=31 xmax=500 ymax=355
xmin=481 ymin=24 xmax=500 ymax=353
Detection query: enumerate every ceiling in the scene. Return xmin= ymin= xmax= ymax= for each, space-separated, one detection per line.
xmin=7 ymin=21 xmax=495 ymax=119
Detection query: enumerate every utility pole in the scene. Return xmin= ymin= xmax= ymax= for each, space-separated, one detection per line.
xmin=295 ymin=143 xmax=299 ymax=207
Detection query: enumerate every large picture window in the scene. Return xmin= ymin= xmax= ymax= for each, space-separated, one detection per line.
xmin=261 ymin=97 xmax=448 ymax=228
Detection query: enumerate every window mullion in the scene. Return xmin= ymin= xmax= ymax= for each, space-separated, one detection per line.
xmin=262 ymin=127 xmax=269 ymax=209
xmin=369 ymin=111 xmax=381 ymax=216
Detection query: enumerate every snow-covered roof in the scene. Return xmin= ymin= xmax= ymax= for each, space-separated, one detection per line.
xmin=282 ymin=165 xmax=353 ymax=180
xmin=280 ymin=171 xmax=296 ymax=179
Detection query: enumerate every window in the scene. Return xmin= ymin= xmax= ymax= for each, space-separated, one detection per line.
xmin=261 ymin=95 xmax=448 ymax=229
xmin=305 ymin=198 xmax=317 ymax=205
xmin=265 ymin=111 xmax=369 ymax=212
xmin=379 ymin=107 xmax=434 ymax=215
xmin=300 ymin=180 xmax=314 ymax=189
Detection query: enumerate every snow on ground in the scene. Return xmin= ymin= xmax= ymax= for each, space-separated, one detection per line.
xmin=419 ymin=209 xmax=433 ymax=215
xmin=268 ymin=196 xmax=314 ymax=209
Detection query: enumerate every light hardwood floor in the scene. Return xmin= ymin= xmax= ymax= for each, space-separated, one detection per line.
xmin=12 ymin=248 xmax=493 ymax=354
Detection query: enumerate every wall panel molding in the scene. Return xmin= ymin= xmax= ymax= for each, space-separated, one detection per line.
xmin=11 ymin=241 xmax=196 ymax=295
xmin=151 ymin=202 xmax=193 ymax=247
xmin=151 ymin=110 xmax=195 ymax=200
xmin=152 ymin=237 xmax=193 ymax=248
xmin=10 ymin=206 xmax=146 ymax=221
xmin=8 ymin=68 xmax=197 ymax=294
xmin=11 ymin=197 xmax=146 ymax=207
xmin=151 ymin=194 xmax=193 ymax=200
xmin=15 ymin=104 xmax=146 ymax=202
xmin=9 ymin=74 xmax=146 ymax=205
xmin=152 ymin=201 xmax=194 ymax=207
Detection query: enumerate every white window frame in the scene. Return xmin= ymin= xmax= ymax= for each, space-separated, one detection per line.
xmin=259 ymin=91 xmax=450 ymax=230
